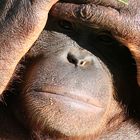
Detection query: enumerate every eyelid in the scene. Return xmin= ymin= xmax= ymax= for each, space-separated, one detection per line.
xmin=97 ymin=32 xmax=115 ymax=43
xmin=98 ymin=31 xmax=112 ymax=37
xmin=58 ymin=20 xmax=74 ymax=31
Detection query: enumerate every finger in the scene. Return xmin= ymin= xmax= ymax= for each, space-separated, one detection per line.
xmin=51 ymin=2 xmax=122 ymax=33
xmin=128 ymin=44 xmax=140 ymax=87
xmin=31 ymin=0 xmax=59 ymax=11
xmin=61 ymin=0 xmax=128 ymax=9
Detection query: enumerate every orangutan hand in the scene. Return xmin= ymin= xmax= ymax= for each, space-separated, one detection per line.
xmin=0 ymin=0 xmax=58 ymax=95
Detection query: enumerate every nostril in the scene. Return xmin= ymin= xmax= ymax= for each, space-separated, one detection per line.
xmin=79 ymin=60 xmax=86 ymax=66
xmin=67 ymin=52 xmax=92 ymax=67
xmin=67 ymin=53 xmax=78 ymax=66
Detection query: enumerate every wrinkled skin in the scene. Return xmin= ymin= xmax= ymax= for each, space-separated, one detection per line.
xmin=0 ymin=0 xmax=58 ymax=95
xmin=1 ymin=16 xmax=140 ymax=139
xmin=51 ymin=0 xmax=140 ymax=86
xmin=1 ymin=0 xmax=140 ymax=140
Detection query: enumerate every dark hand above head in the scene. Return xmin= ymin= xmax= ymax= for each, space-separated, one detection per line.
xmin=51 ymin=0 xmax=140 ymax=86
xmin=52 ymin=0 xmax=140 ymax=44
xmin=0 ymin=0 xmax=58 ymax=95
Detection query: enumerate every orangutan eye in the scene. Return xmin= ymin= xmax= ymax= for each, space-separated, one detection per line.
xmin=58 ymin=20 xmax=74 ymax=31
xmin=97 ymin=33 xmax=114 ymax=44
